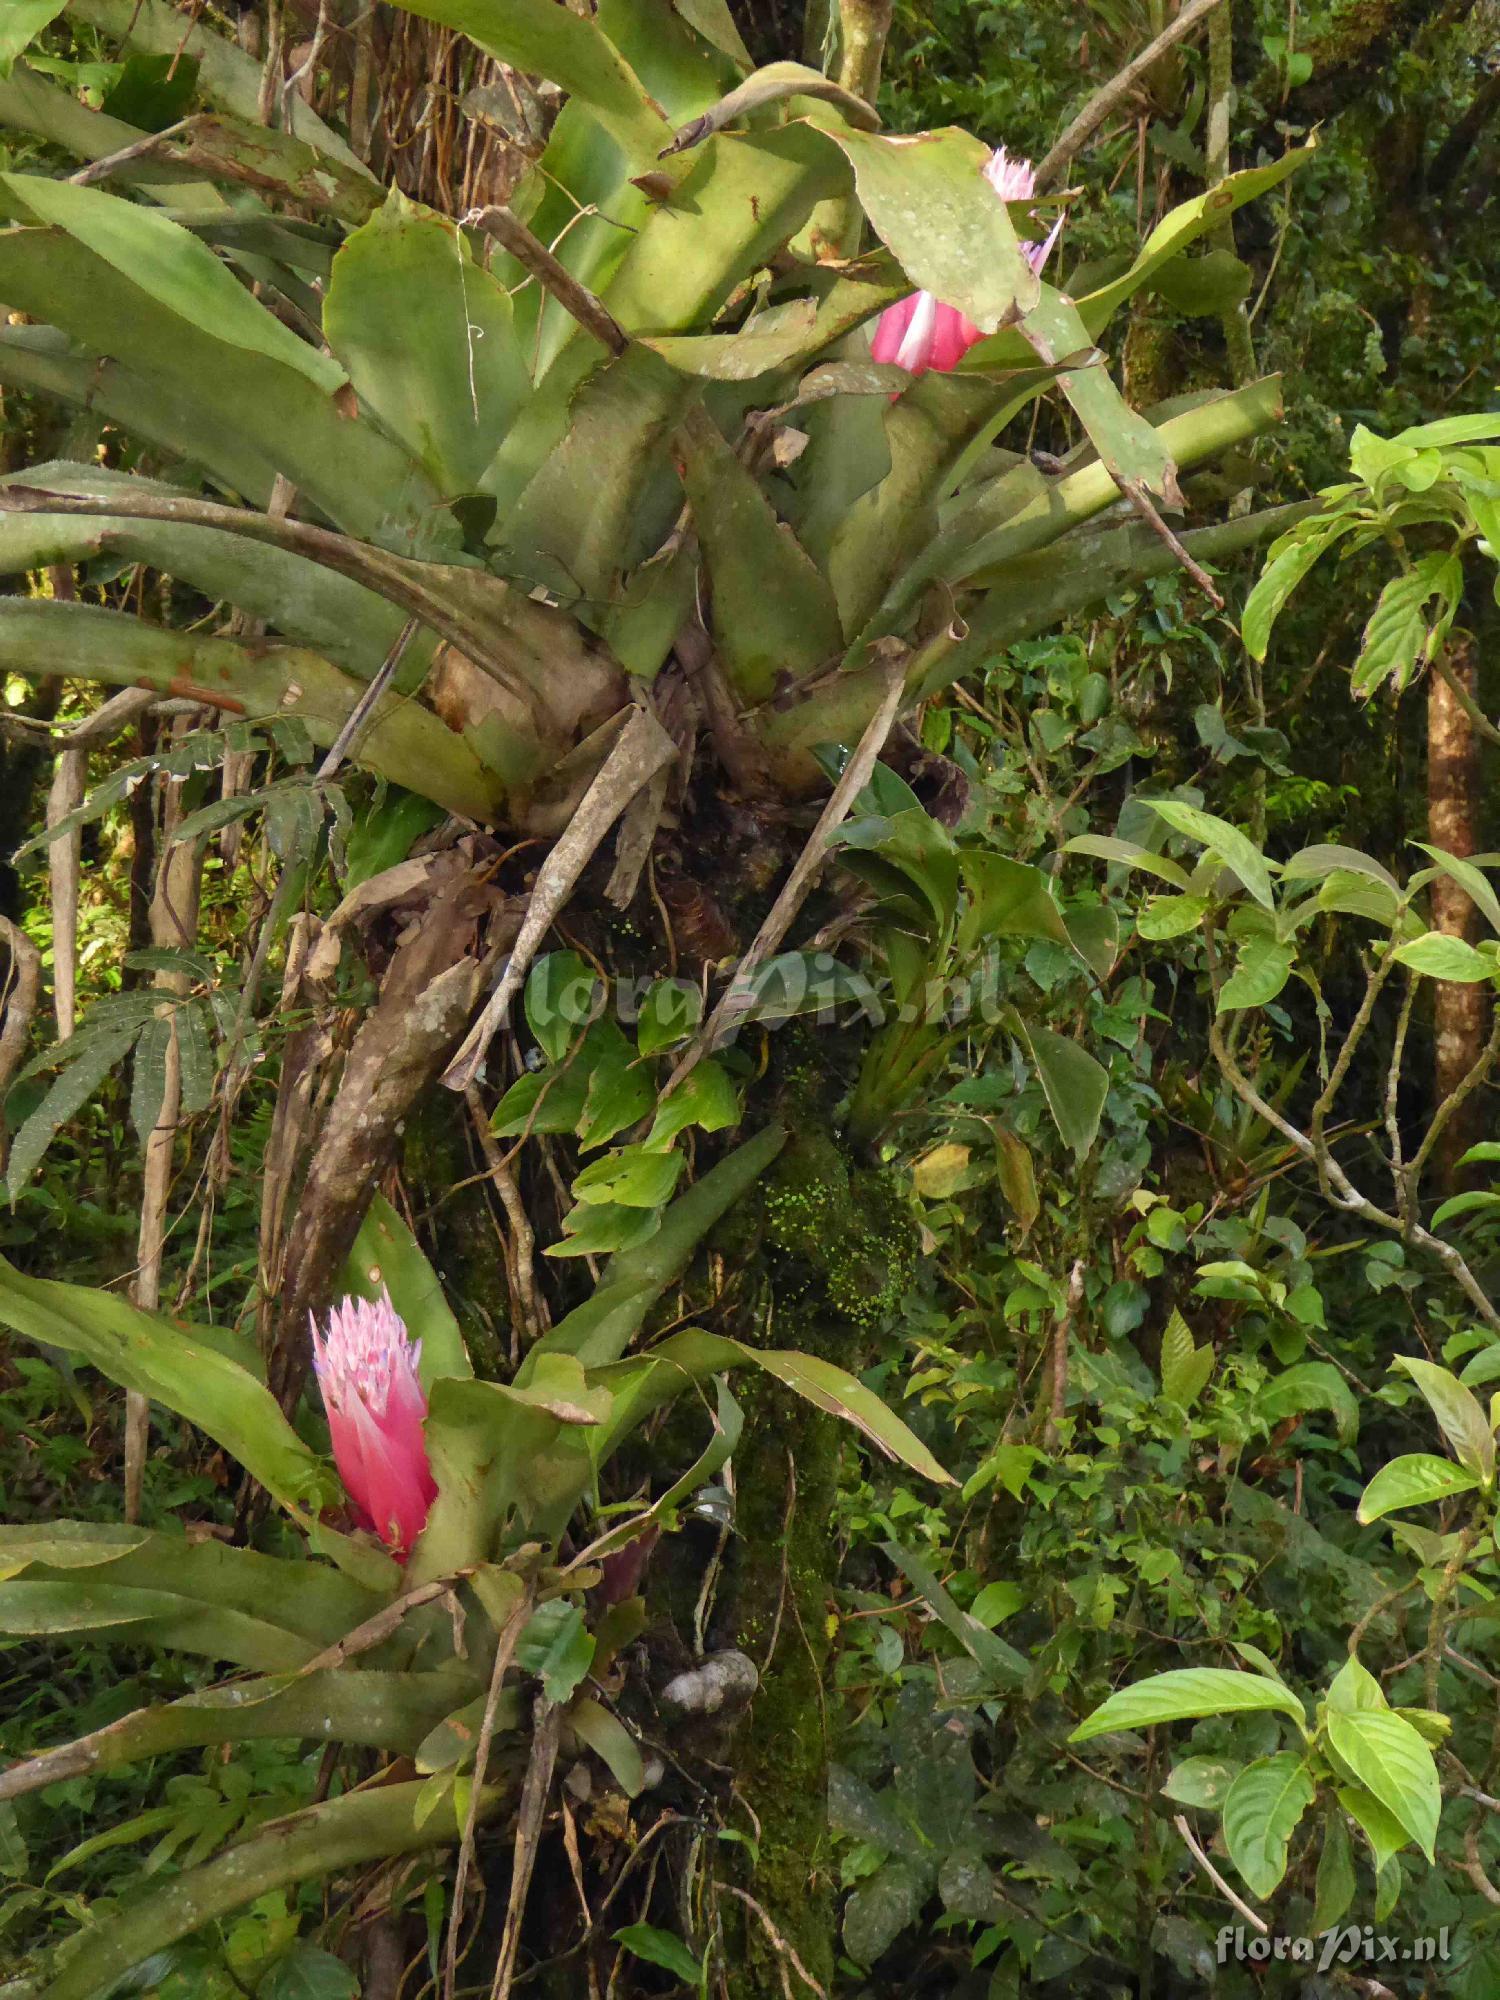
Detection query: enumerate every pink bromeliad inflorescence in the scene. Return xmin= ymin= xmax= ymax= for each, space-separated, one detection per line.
xmin=870 ymin=146 xmax=1063 ymax=380
xmin=310 ymin=1289 xmax=438 ymax=1556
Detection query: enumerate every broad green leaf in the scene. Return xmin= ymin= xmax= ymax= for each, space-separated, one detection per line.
xmin=0 ymin=1256 xmax=326 ymax=1512
xmin=1139 ymin=892 xmax=1210 ymax=939
xmin=1393 ymin=1354 xmax=1495 ymax=1484
xmin=1411 ymin=841 xmax=1500 ymax=938
xmin=526 ymin=952 xmax=602 ymax=1064
xmin=324 ymin=193 xmax=529 ymax=495
xmin=1350 ymin=552 xmax=1461 ymax=699
xmin=1142 ymin=799 xmax=1277 ymax=909
xmin=1314 ymin=1809 xmax=1356 ymax=1930
xmin=1391 ymin=932 xmax=1495 ymax=981
xmin=817 ymin=124 xmax=1038 ymax=334
xmin=639 ymin=298 xmax=827 ymax=378
xmin=1281 ymin=842 xmax=1400 ymax=890
xmin=843 ymin=1857 xmax=924 ymax=1967
xmin=572 ymin=1144 xmax=685 ymax=1209
xmin=1217 ymin=936 xmax=1294 ymax=1013
xmin=636 ymin=978 xmax=703 ymax=1056
xmin=1432 ymin=1189 xmax=1500 ymax=1228
xmin=957 ymin=850 xmax=1071 ymax=953
xmin=570 ymin=1696 xmax=644 ymax=1796
xmin=1021 ymin=285 xmax=1177 ymax=499
xmin=258 ymin=1945 xmax=360 ymax=2000
xmin=0 ymin=231 xmax=449 ymax=552
xmin=614 ymin=1924 xmax=705 ymax=1984
xmin=548 ymin=1202 xmax=662 ymax=1259
xmin=1071 ymin=1668 xmax=1305 ymax=1742
xmin=577 ymin=1054 xmax=655 ymax=1150
xmin=969 ymin=1581 xmax=1025 ymax=1627
xmin=643 ymin=1060 xmax=741 ymax=1149
xmin=1242 ymin=521 xmax=1345 ymax=660
xmin=1327 ymin=1656 xmax=1386 ymax=1713
xmin=0 ymin=4 xmax=66 ymax=75
xmin=1253 ymin=1362 xmax=1359 ymax=1445
xmin=516 ymin=1601 xmax=595 ymax=1703
xmin=1 ymin=175 xmax=345 ymax=396
xmin=344 ymin=1193 xmax=471 ymax=1386
xmin=1161 ymin=1757 xmax=1241 ymax=1809
xmin=1062 ymin=833 xmax=1191 ymax=889
xmin=0 ymin=1522 xmax=149 ymax=1572
xmin=1338 ymin=1784 xmax=1412 ymax=1875
xmin=1222 ymin=1753 xmax=1315 ymax=1898
xmin=677 ymin=404 xmax=844 ymax=702
xmin=1324 ymin=1709 xmax=1439 ymax=1861
xmin=1006 ymin=1012 xmax=1108 ymax=1159
xmin=1159 ymin=1310 xmax=1214 ymax=1409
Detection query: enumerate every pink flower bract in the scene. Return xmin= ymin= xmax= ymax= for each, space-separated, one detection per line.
xmin=869 ymin=145 xmax=1063 ymax=380
xmin=311 ymin=1290 xmax=437 ymax=1556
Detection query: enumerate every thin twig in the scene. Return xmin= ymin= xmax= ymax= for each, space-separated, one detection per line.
xmin=1035 ymin=0 xmax=1226 ymax=190
xmin=666 ymin=654 xmax=907 ymax=1088
xmin=464 ymin=206 xmax=627 ymax=356
xmin=1045 ymin=1258 xmax=1086 ymax=1449
xmin=317 ymin=616 xmax=420 ymax=780
xmin=443 ymin=705 xmax=676 ymax=1090
xmin=1173 ymin=1813 xmax=1268 ymax=1933
xmin=67 ymin=115 xmax=193 ymax=186
xmin=490 ymin=1698 xmax=562 ymax=1999
xmin=1118 ymin=478 xmax=1225 ymax=607
xmin=445 ymin=1587 xmax=533 ymax=2000
xmin=721 ymin=1885 xmax=827 ymax=1998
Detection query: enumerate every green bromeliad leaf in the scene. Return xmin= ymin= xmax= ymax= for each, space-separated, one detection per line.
xmin=0 ymin=1254 xmax=329 ymax=1512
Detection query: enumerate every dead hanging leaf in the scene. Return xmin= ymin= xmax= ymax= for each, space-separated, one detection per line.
xmin=992 ymin=1126 xmax=1040 ymax=1236
xmin=911 ymin=1142 xmax=971 ymax=1199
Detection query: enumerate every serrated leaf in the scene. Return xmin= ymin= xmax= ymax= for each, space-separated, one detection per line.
xmin=1222 ymin=1753 xmax=1315 ymax=1898
xmin=515 ymin=1601 xmax=595 ymax=1704
xmin=1159 ymin=1310 xmax=1214 ymax=1409
xmin=1350 ymin=552 xmax=1460 ymax=698
xmin=1072 ymin=1668 xmax=1304 ymax=1742
xmin=7 ymin=1024 xmax=140 ymax=1198
xmin=128 ymin=1014 xmax=172 ymax=1151
xmin=572 ymin=1144 xmax=685 ymax=1210
xmin=1242 ymin=521 xmax=1346 ymax=660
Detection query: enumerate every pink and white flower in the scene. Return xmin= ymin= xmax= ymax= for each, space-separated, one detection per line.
xmin=869 ymin=146 xmax=1063 ymax=380
xmin=310 ymin=1290 xmax=437 ymax=1556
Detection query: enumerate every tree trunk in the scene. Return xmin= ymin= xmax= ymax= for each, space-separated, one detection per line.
xmin=1427 ymin=636 xmax=1487 ymax=1187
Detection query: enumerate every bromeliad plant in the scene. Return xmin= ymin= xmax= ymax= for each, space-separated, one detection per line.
xmin=0 ymin=0 xmax=1317 ymax=1986
xmin=0 ymin=0 xmax=1309 ymax=1404
xmin=0 ymin=1128 xmax=952 ymax=1997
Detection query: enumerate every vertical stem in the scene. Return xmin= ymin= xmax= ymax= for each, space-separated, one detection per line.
xmin=1427 ymin=634 xmax=1488 ymax=1188
xmin=1206 ymin=2 xmax=1258 ymax=389
xmin=124 ymin=725 xmax=204 ymax=1523
xmin=835 ymin=0 xmax=894 ymax=102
